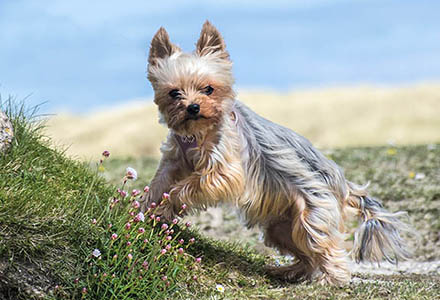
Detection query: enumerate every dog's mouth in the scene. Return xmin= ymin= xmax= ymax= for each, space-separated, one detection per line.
xmin=183 ymin=115 xmax=209 ymax=122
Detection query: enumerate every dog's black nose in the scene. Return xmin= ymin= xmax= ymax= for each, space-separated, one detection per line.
xmin=187 ymin=104 xmax=200 ymax=115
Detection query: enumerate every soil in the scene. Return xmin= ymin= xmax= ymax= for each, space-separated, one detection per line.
xmin=186 ymin=205 xmax=440 ymax=277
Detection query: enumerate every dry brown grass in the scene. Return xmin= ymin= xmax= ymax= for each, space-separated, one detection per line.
xmin=44 ymin=82 xmax=440 ymax=160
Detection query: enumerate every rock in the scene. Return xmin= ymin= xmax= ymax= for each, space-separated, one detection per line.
xmin=0 ymin=110 xmax=14 ymax=153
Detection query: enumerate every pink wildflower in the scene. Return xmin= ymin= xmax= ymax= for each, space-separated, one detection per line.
xmin=128 ymin=254 xmax=133 ymax=260
xmin=178 ymin=248 xmax=184 ymax=254
xmin=132 ymin=190 xmax=141 ymax=197
xmin=162 ymin=193 xmax=170 ymax=200
xmin=118 ymin=188 xmax=127 ymax=198
xmin=166 ymin=235 xmax=172 ymax=241
xmin=161 ymin=223 xmax=169 ymax=230
xmin=134 ymin=212 xmax=145 ymax=222
xmin=189 ymin=238 xmax=195 ymax=243
xmin=82 ymin=287 xmax=87 ymax=294
xmin=172 ymin=218 xmax=178 ymax=225
xmin=181 ymin=204 xmax=187 ymax=210
xmin=155 ymin=216 xmax=161 ymax=222
xmin=165 ymin=244 xmax=171 ymax=250
xmin=195 ymin=257 xmax=202 ymax=263
xmin=102 ymin=150 xmax=110 ymax=157
xmin=179 ymin=239 xmax=184 ymax=244
xmin=126 ymin=167 xmax=137 ymax=180
xmin=125 ymin=223 xmax=131 ymax=230
xmin=162 ymin=275 xmax=168 ymax=281
xmin=150 ymin=202 xmax=157 ymax=208
xmin=91 ymin=218 xmax=97 ymax=224
xmin=127 ymin=241 xmax=131 ymax=246
xmin=132 ymin=200 xmax=140 ymax=209
xmin=143 ymin=185 xmax=150 ymax=193
xmin=142 ymin=261 xmax=149 ymax=269
xmin=138 ymin=227 xmax=145 ymax=234
xmin=111 ymin=233 xmax=118 ymax=240
xmin=185 ymin=221 xmax=192 ymax=228
xmin=160 ymin=249 xmax=167 ymax=255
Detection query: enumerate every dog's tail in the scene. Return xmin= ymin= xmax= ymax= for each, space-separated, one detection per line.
xmin=345 ymin=181 xmax=412 ymax=264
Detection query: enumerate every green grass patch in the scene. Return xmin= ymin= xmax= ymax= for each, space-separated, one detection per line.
xmin=0 ymin=104 xmax=204 ymax=299
xmin=1 ymin=102 xmax=114 ymax=298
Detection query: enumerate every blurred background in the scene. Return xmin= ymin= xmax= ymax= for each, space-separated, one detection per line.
xmin=1 ymin=0 xmax=440 ymax=159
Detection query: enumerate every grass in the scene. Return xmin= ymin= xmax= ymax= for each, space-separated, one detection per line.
xmin=0 ymin=104 xmax=205 ymax=299
xmin=1 ymin=101 xmax=439 ymax=299
xmin=102 ymin=144 xmax=440 ymax=299
xmin=0 ymin=103 xmax=113 ymax=298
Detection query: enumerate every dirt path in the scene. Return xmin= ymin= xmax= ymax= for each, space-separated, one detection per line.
xmin=186 ymin=206 xmax=440 ymax=277
xmin=350 ymin=260 xmax=440 ymax=276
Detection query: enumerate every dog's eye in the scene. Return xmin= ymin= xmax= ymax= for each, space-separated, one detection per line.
xmin=202 ymin=85 xmax=214 ymax=96
xmin=168 ymin=89 xmax=181 ymax=100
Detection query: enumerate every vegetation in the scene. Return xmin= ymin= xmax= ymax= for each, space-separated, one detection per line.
xmin=0 ymin=104 xmax=202 ymax=299
xmin=1 ymin=102 xmax=439 ymax=299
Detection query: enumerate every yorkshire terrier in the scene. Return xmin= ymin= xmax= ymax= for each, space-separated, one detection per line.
xmin=142 ymin=21 xmax=410 ymax=285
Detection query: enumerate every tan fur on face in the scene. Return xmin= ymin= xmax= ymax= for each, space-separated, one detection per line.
xmin=152 ymin=75 xmax=234 ymax=136
xmin=147 ymin=22 xmax=234 ymax=136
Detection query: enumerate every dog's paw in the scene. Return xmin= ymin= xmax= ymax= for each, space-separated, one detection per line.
xmin=264 ymin=264 xmax=309 ymax=283
xmin=154 ymin=201 xmax=176 ymax=222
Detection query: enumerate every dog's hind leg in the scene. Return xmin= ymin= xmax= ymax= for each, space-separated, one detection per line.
xmin=264 ymin=218 xmax=315 ymax=282
xmin=295 ymin=191 xmax=351 ymax=285
xmin=265 ymin=191 xmax=351 ymax=285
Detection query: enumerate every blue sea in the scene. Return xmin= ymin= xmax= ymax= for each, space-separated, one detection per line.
xmin=0 ymin=0 xmax=439 ymax=113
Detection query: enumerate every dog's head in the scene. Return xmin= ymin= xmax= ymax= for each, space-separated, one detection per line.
xmin=147 ymin=21 xmax=235 ymax=136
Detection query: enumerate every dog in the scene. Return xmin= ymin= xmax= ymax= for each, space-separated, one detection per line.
xmin=142 ymin=21 xmax=410 ymax=285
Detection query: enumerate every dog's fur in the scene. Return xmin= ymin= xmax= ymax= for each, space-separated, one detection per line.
xmin=143 ymin=21 xmax=411 ymax=285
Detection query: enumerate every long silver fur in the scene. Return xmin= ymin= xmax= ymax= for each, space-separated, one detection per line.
xmin=231 ymin=100 xmax=411 ymax=264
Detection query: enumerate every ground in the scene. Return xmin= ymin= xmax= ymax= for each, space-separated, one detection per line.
xmin=103 ymin=144 xmax=440 ymax=299
xmin=1 ymin=100 xmax=439 ymax=299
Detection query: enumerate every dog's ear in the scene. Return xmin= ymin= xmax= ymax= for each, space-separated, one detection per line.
xmin=148 ymin=27 xmax=181 ymax=66
xmin=196 ymin=21 xmax=229 ymax=60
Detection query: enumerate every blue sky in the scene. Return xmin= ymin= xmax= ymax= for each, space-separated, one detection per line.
xmin=0 ymin=0 xmax=439 ymax=113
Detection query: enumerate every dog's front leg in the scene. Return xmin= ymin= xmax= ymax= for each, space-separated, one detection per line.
xmin=167 ymin=162 xmax=244 ymax=217
xmin=140 ymin=155 xmax=183 ymax=214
